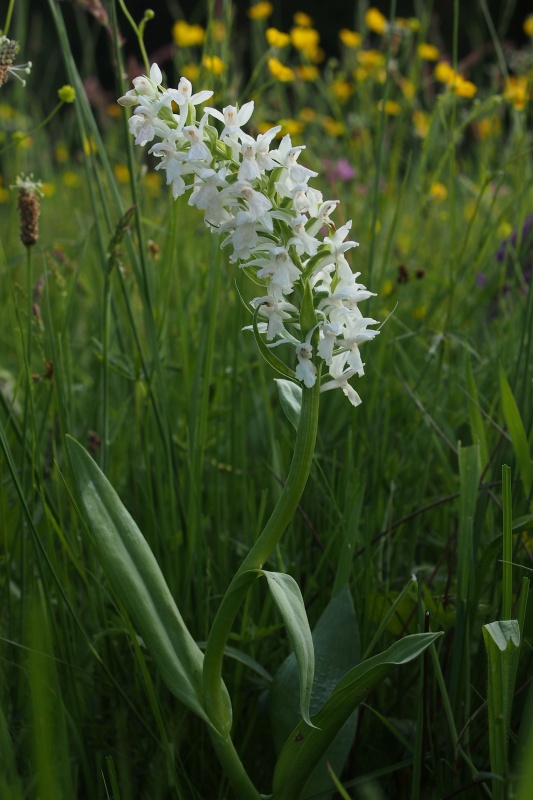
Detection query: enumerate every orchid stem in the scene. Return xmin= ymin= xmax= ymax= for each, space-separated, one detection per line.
xmin=202 ymin=378 xmax=320 ymax=739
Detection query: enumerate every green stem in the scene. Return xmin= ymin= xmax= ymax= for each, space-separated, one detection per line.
xmin=115 ymin=0 xmax=150 ymax=74
xmin=3 ymin=0 xmax=15 ymax=35
xmin=208 ymin=729 xmax=262 ymax=800
xmin=203 ymin=379 xmax=320 ymax=736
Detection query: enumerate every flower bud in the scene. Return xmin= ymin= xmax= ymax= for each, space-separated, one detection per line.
xmin=14 ymin=176 xmax=43 ymax=248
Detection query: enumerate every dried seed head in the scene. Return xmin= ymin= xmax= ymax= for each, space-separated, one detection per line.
xmin=14 ymin=175 xmax=43 ymax=248
xmin=0 ymin=35 xmax=32 ymax=87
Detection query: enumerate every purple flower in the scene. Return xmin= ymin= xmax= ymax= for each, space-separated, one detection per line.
xmin=496 ymin=215 xmax=533 ymax=281
xmin=323 ymin=158 xmax=356 ymax=183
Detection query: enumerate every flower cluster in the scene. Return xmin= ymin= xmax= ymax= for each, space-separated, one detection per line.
xmin=118 ymin=64 xmax=379 ymax=405
xmin=0 ymin=35 xmax=32 ymax=88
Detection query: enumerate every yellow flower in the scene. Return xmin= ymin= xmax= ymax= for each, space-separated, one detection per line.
xmin=339 ymin=28 xmax=362 ymax=48
xmin=381 ymin=278 xmax=394 ymax=296
xmin=331 ymin=79 xmax=353 ymax=102
xmin=524 ymin=15 xmax=533 ymax=37
xmin=114 ymin=163 xmax=130 ymax=184
xmin=41 ymin=182 xmax=56 ymax=197
xmin=378 ymin=99 xmax=401 ymax=115
xmin=417 ymin=42 xmax=440 ymax=61
xmin=256 ymin=121 xmax=274 ymax=135
xmin=62 ymin=171 xmax=81 ymax=187
xmin=474 ymin=115 xmax=501 ymax=138
xmin=296 ymin=65 xmax=319 ymax=81
xmin=13 ymin=133 xmax=33 ymax=149
xmin=435 ymin=62 xmax=476 ymax=97
xmin=299 ymin=106 xmax=317 ymax=122
xmin=203 ymin=54 xmax=225 ymax=75
xmin=143 ymin=171 xmax=162 ymax=197
xmin=55 ymin=142 xmax=69 ymax=163
xmin=181 ymin=63 xmax=200 ymax=82
xmin=400 ymin=78 xmax=415 ymax=99
xmin=322 ymin=116 xmax=345 ymax=137
xmin=504 ymin=76 xmax=529 ymax=111
xmin=453 ymin=76 xmax=477 ymax=98
xmin=308 ymin=46 xmax=325 ymax=64
xmin=278 ymin=118 xmax=304 ymax=136
xmin=357 ymin=49 xmax=384 ymax=70
xmin=173 ymin=20 xmax=206 ymax=47
xmin=434 ymin=61 xmax=454 ymax=84
xmin=294 ymin=12 xmax=313 ymax=27
xmin=268 ymin=57 xmax=295 ymax=82
xmin=0 ymin=103 xmax=15 ymax=119
xmin=247 ymin=2 xmax=273 ymax=20
xmin=353 ymin=67 xmax=368 ymax=82
xmin=290 ymin=26 xmax=320 ymax=55
xmin=83 ymin=135 xmax=97 ymax=155
xmin=107 ymin=103 xmax=121 ymax=118
xmin=0 ymin=186 xmax=8 ymax=203
xmin=497 ymin=221 xmax=512 ymax=239
xmin=266 ymin=27 xmax=290 ymax=48
xmin=429 ymin=182 xmax=447 ymax=201
xmin=365 ymin=7 xmax=388 ymax=35
xmin=412 ymin=110 xmax=429 ymax=138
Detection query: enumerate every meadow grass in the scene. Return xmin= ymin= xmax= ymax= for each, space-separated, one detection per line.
xmin=1 ymin=1 xmax=533 ymax=798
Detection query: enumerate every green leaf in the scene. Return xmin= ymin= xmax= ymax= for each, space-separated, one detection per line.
xmin=252 ymin=307 xmax=295 ymax=380
xmin=275 ymin=379 xmax=302 ymax=431
xmin=483 ymin=620 xmax=521 ymax=799
xmin=299 ymin=278 xmax=318 ymax=338
xmin=270 ymin=586 xmax=360 ymax=800
xmin=264 ymin=572 xmax=315 ymax=727
xmin=66 ymin=436 xmax=229 ymax=730
xmin=271 ymin=632 xmax=442 ymax=800
xmin=512 ymin=514 xmax=533 ymax=534
xmin=499 ymin=367 xmax=533 ymax=500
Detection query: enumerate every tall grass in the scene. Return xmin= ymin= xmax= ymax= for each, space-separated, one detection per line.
xmin=1 ymin=1 xmax=532 ymax=798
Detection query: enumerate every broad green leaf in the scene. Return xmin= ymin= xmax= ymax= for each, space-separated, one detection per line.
xmin=270 ymin=586 xmax=360 ymax=799
xmin=252 ymin=307 xmax=295 ymax=380
xmin=483 ymin=620 xmax=520 ymax=800
xmin=202 ymin=569 xmax=262 ymax=736
xmin=499 ymin=367 xmax=533 ymax=500
xmin=66 ymin=436 xmax=229 ymax=729
xmin=275 ymin=379 xmax=302 ymax=431
xmin=271 ymin=632 xmax=442 ymax=800
xmin=264 ymin=571 xmax=315 ymax=727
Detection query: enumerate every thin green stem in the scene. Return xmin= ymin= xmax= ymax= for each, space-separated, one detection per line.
xmin=116 ymin=0 xmax=150 ymax=74
xmin=208 ymin=730 xmax=262 ymax=800
xmin=3 ymin=0 xmax=15 ymax=35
